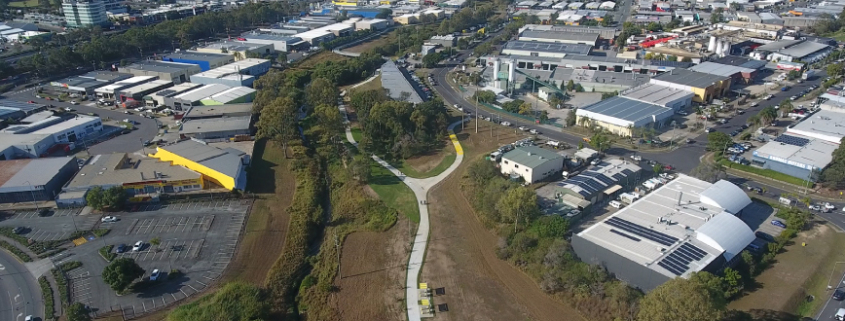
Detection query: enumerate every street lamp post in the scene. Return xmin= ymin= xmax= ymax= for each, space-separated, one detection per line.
xmin=22 ymin=181 xmax=39 ymax=211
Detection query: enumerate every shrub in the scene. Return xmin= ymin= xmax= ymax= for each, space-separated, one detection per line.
xmin=52 ymin=268 xmax=69 ymax=306
xmin=93 ymin=229 xmax=110 ymax=237
xmin=0 ymin=240 xmax=31 ymax=262
xmin=168 ymin=283 xmax=270 ymax=321
xmin=39 ymin=276 xmax=54 ymax=320
xmin=60 ymin=261 xmax=83 ymax=272
xmin=99 ymin=245 xmax=116 ymax=262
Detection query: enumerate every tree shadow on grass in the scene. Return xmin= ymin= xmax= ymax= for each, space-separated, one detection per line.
xmin=247 ymin=139 xmax=278 ymax=194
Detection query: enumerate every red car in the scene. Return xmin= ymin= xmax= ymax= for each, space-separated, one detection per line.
xmin=45 ymin=97 xmax=52 ymax=100
xmin=26 ymin=100 xmax=35 ymax=103
xmin=664 ymin=165 xmax=675 ymax=171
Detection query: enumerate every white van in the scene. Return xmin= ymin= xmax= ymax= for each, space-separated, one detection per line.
xmin=779 ymin=197 xmax=793 ymax=206
xmin=835 ymin=308 xmax=845 ymax=321
xmin=609 ymin=201 xmax=623 ymax=209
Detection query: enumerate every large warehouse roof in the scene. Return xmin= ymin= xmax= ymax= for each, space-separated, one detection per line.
xmin=380 ymin=60 xmax=423 ymax=103
xmin=518 ymin=30 xmax=600 ymax=43
xmin=578 ymin=96 xmax=672 ymax=123
xmin=180 ymin=116 xmax=251 ymax=135
xmin=752 ymin=134 xmax=838 ymax=171
xmin=622 ymin=83 xmax=694 ymax=106
xmin=159 ymin=140 xmax=247 ymax=179
xmin=756 ymin=39 xmax=830 ymax=58
xmin=577 ymin=174 xmax=755 ymax=279
xmin=651 ymin=69 xmax=728 ymax=88
xmin=0 ymin=157 xmax=76 ymax=193
xmin=688 ymin=62 xmax=755 ymax=77
xmin=786 ymin=110 xmax=845 ymax=144
xmin=503 ymin=40 xmax=593 ymax=55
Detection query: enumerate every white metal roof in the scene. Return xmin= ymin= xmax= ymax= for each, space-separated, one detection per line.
xmin=699 ymin=180 xmax=752 ymax=214
xmin=695 ymin=212 xmax=755 ymax=261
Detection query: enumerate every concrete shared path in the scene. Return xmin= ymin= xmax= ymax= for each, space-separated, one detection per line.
xmin=340 ymin=103 xmax=465 ymax=321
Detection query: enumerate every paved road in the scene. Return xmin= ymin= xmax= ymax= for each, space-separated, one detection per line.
xmin=6 ymin=91 xmax=160 ymax=155
xmin=0 ymin=251 xmax=41 ymax=321
xmin=817 ymin=271 xmax=845 ymax=321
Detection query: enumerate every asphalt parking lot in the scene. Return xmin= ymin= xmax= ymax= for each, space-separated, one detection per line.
xmin=0 ymin=208 xmax=99 ymax=241
xmin=59 ymin=199 xmax=250 ymax=319
xmin=738 ymin=200 xmax=780 ymax=245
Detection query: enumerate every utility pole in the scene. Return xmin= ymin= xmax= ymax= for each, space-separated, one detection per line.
xmin=335 ymin=233 xmax=341 ymax=279
xmin=475 ymin=79 xmax=479 ymax=134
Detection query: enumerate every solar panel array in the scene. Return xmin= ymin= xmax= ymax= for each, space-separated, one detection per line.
xmin=657 ymin=243 xmax=708 ymax=276
xmin=605 ymin=217 xmax=679 ymax=246
xmin=562 ymin=168 xmax=635 ymax=199
xmin=610 ymin=229 xmax=641 ymax=242
xmin=774 ymin=134 xmax=810 ymax=147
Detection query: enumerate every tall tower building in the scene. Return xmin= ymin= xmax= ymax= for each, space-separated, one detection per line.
xmin=62 ymin=0 xmax=107 ymax=28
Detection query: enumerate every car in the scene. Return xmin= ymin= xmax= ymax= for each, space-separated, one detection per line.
xmin=132 ymin=241 xmax=144 ymax=251
xmin=781 ymin=86 xmax=790 ymax=91
xmin=143 ymin=140 xmax=152 ymax=147
xmin=116 ymin=244 xmax=127 ymax=253
xmin=63 ymin=107 xmax=73 ymax=112
xmin=13 ymin=226 xmax=25 ymax=234
xmin=45 ymin=97 xmax=52 ymax=101
xmin=70 ymin=100 xmax=79 ymax=105
xmin=35 ymin=95 xmax=42 ymax=99
xmin=835 ymin=290 xmax=845 ymax=301
xmin=730 ymin=131 xmax=738 ymax=137
xmin=705 ymin=127 xmax=715 ymax=133
xmin=771 ymin=220 xmax=787 ymax=228
xmin=664 ymin=165 xmax=674 ymax=171
xmin=518 ymin=126 xmax=528 ymax=131
xmin=825 ymin=202 xmax=836 ymax=210
xmin=150 ymin=269 xmax=161 ymax=281
xmin=25 ymin=315 xmax=32 ymax=321
xmin=27 ymin=100 xmax=35 ymax=103
xmin=790 ymin=95 xmax=798 ymax=101
xmin=766 ymin=94 xmax=774 ymax=100
xmin=809 ymin=204 xmax=821 ymax=211
xmin=529 ymin=129 xmax=539 ymax=134
xmin=686 ymin=138 xmax=694 ymax=144
xmin=750 ymin=102 xmax=758 ymax=107
xmin=124 ymin=110 xmax=132 ymax=114
xmin=676 ymin=110 xmax=688 ymax=116
xmin=500 ymin=121 xmax=511 ymax=126
xmin=101 ymin=216 xmax=118 ymax=222
xmin=737 ymin=110 xmax=745 ymax=114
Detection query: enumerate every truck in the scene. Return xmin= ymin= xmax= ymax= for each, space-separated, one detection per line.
xmin=802 ymin=69 xmax=815 ymax=80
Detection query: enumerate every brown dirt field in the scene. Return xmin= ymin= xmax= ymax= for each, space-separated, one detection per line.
xmin=729 ymin=222 xmax=845 ymax=314
xmin=420 ymin=122 xmax=585 ymax=321
xmin=345 ymin=33 xmax=392 ymax=54
xmin=404 ymin=145 xmax=454 ymax=173
xmin=335 ymin=214 xmax=412 ymax=321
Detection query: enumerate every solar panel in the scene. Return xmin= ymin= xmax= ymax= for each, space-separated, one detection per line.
xmin=595 ymin=174 xmax=615 ymax=185
xmin=577 ymin=190 xmax=591 ymax=198
xmin=580 ymin=171 xmax=599 ymax=177
xmin=658 ymin=261 xmax=684 ymax=276
xmin=655 ymin=242 xmax=709 ymax=276
xmin=568 ymin=176 xmax=590 ymax=183
xmin=583 ymin=179 xmax=606 ymax=191
xmin=578 ymin=182 xmax=601 ymax=193
xmin=774 ymin=134 xmax=809 ymax=147
xmin=605 ymin=217 xmax=679 ymax=246
xmin=611 ymin=173 xmax=626 ymax=181
xmin=610 ymin=229 xmax=641 ymax=242
xmin=621 ymin=169 xmax=635 ymax=176
xmin=680 ymin=243 xmax=707 ymax=259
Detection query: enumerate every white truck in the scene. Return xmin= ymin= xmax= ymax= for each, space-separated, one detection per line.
xmin=802 ymin=69 xmax=815 ymax=80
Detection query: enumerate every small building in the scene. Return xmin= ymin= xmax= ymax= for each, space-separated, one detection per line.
xmin=180 ymin=116 xmax=252 ymax=140
xmin=238 ymin=34 xmax=307 ymax=52
xmin=649 ymin=69 xmax=731 ymax=103
xmin=0 ymin=157 xmax=78 ymax=204
xmin=118 ymin=80 xmax=174 ymax=103
xmin=517 ymin=29 xmax=600 ymax=46
xmin=500 ymin=146 xmax=564 ymax=184
xmin=688 ymin=61 xmax=757 ymax=83
xmin=151 ymin=139 xmax=249 ymax=191
xmin=429 ymin=35 xmax=457 ymax=47
xmin=354 ymin=18 xmax=389 ymax=30
xmin=381 ymin=60 xmax=424 ymax=103
xmin=537 ymin=158 xmax=641 ymax=215
xmin=189 ymin=58 xmax=271 ymax=87
xmin=195 ymin=40 xmax=274 ymax=59
xmin=752 ymin=134 xmax=835 ymax=180
xmin=161 ymin=51 xmax=235 ymax=71
xmin=169 ymin=84 xmax=231 ymax=111
xmin=200 ymin=86 xmax=257 ymax=105
xmin=295 ymin=29 xmax=336 ymax=45
xmin=61 ymin=153 xmax=204 ymax=204
xmin=501 ymin=40 xmax=593 ymax=59
xmin=576 ymin=96 xmax=674 ymax=136
xmin=120 ymin=60 xmax=202 ymax=84
xmin=620 ymin=83 xmax=694 ymax=111
xmin=182 ymin=103 xmax=253 ymax=121
xmin=50 ymin=71 xmax=133 ymax=98
xmin=95 ymin=76 xmax=159 ymax=100
xmin=145 ymin=82 xmax=203 ymax=108
xmin=573 ymin=174 xmax=756 ymax=291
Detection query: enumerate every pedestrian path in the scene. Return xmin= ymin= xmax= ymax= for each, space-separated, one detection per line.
xmin=339 ymin=103 xmax=465 ymax=321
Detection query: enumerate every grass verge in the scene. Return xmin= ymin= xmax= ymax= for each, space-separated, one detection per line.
xmin=718 ymin=158 xmax=808 ymax=186
xmin=60 ymin=261 xmax=83 ymax=272
xmin=368 ymin=161 xmax=419 ymax=223
xmin=350 ymin=126 xmax=363 ymax=143
xmin=39 ymin=276 xmax=54 ymax=320
xmin=0 ymin=240 xmax=31 ymax=262
xmin=99 ymin=245 xmax=116 ymax=262
xmin=52 ymin=268 xmax=69 ymax=306
xmin=93 ymin=228 xmax=110 ymax=237
xmin=392 ymin=150 xmax=456 ymax=179
xmin=9 ymin=0 xmax=38 ymax=7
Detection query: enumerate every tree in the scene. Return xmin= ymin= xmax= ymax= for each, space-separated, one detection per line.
xmin=600 ymin=15 xmax=614 ymax=27
xmin=681 ymin=57 xmax=693 ymax=62
xmin=638 ymin=275 xmax=726 ymax=321
xmin=102 ymin=258 xmax=145 ymax=292
xmin=539 ymin=110 xmax=549 ymax=123
xmin=102 ymin=186 xmax=126 ymax=210
xmin=706 ymin=132 xmax=733 ymax=152
xmin=256 ymin=97 xmax=299 ymax=158
xmin=66 ymin=302 xmax=91 ymax=321
xmin=778 ymin=100 xmax=793 ymax=113
xmin=311 ymin=104 xmax=345 ymax=150
xmin=690 ymin=162 xmax=727 ymax=183
xmin=306 ymin=78 xmax=339 ymax=109
xmin=496 ymin=186 xmax=539 ymax=232
xmin=422 ymin=51 xmax=444 ymax=68
xmin=566 ymin=80 xmax=575 ymax=91
xmin=711 ymin=12 xmax=725 ymax=24
xmin=758 ymin=106 xmax=778 ymax=125
xmin=150 ymin=237 xmax=161 ymax=246
xmin=375 ymin=8 xmax=392 ymax=19
xmin=723 ymin=267 xmax=743 ymax=298
xmin=828 ymin=63 xmax=844 ymax=78
xmin=589 ymin=132 xmax=612 ymax=153
xmin=518 ymin=102 xmax=532 ymax=115
xmin=646 ymin=22 xmax=662 ymax=32
xmin=566 ymin=109 xmax=577 ymax=127
xmin=349 ymin=154 xmax=372 ymax=183
xmin=86 ymin=186 xmax=105 ymax=210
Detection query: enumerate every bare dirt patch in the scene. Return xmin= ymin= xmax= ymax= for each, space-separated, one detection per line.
xmin=335 ymin=215 xmax=411 ymax=321
xmin=345 ymin=33 xmax=392 ymax=54
xmin=420 ymin=121 xmax=584 ymax=321
xmin=729 ymin=222 xmax=845 ymax=315
xmin=404 ymin=146 xmax=454 ymax=174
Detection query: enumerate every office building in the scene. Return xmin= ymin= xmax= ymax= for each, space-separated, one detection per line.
xmin=62 ymin=0 xmax=107 ymax=28
xmin=500 ymin=146 xmax=564 ymax=183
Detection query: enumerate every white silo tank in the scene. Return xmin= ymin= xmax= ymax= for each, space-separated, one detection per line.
xmin=708 ymin=36 xmax=717 ymax=52
xmin=507 ymin=59 xmax=515 ymax=82
xmin=715 ymin=41 xmax=723 ymax=56
xmin=493 ymin=59 xmax=500 ymax=88
xmin=722 ymin=41 xmax=731 ymax=57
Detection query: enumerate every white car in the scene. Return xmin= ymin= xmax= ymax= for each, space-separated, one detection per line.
xmin=150 ymin=269 xmax=161 ymax=281
xmin=750 ymin=102 xmax=759 ymax=107
xmin=101 ymin=216 xmax=118 ymax=223
xmin=529 ymin=129 xmax=539 ymax=134
xmin=518 ymin=126 xmax=528 ymax=131
xmin=63 ymin=107 xmax=74 ymax=112
xmin=500 ymin=121 xmax=511 ymax=126
xmin=825 ymin=202 xmax=836 ymax=210
xmin=766 ymin=95 xmax=774 ymax=100
xmin=132 ymin=241 xmax=144 ymax=252
xmin=70 ymin=100 xmax=79 ymax=105
xmin=25 ymin=315 xmax=32 ymax=321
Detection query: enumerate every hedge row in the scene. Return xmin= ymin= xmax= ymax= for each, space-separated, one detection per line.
xmin=39 ymin=276 xmax=55 ymax=320
xmin=0 ymin=240 xmax=31 ymax=262
xmin=51 ymin=268 xmax=69 ymax=306
xmin=264 ymin=145 xmax=325 ymax=315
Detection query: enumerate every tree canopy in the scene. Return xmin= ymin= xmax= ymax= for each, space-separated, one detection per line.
xmin=820 ymin=137 xmax=845 ymax=189
xmin=706 ymin=132 xmax=733 ymax=152
xmin=66 ymin=302 xmax=92 ymax=321
xmin=102 ymin=258 xmax=145 ymax=293
xmin=638 ymin=273 xmax=727 ymax=321
xmin=85 ymin=186 xmax=126 ymax=211
xmin=359 ymin=99 xmax=448 ymax=159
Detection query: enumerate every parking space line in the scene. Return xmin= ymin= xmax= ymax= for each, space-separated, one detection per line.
xmin=171 ymin=293 xmax=177 ymax=301
xmin=197 ymin=280 xmax=207 ymax=286
xmin=142 ymin=301 xmax=147 ymax=312
xmin=188 ymin=284 xmax=199 ymax=292
xmin=125 ymin=219 xmax=139 ymax=235
xmin=152 ymin=298 xmax=156 ymax=309
xmin=180 ymin=289 xmax=189 ymax=297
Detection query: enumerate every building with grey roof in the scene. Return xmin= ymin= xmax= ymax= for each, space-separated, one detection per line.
xmin=576 ymin=96 xmax=675 ymax=136
xmin=182 ymin=104 xmax=253 ymax=121
xmin=751 ymin=39 xmax=832 ymax=63
xmin=688 ymin=61 xmax=757 ymax=83
xmin=518 ymin=29 xmax=600 ymax=46
xmin=537 ymin=158 xmax=641 ymax=217
xmin=120 ymin=60 xmax=201 ymax=84
xmin=145 ymin=82 xmax=203 ymax=108
xmin=621 ymin=83 xmax=693 ymax=111
xmin=752 ymin=133 xmax=835 ymax=180
xmin=573 ymin=174 xmax=756 ymax=291
xmin=500 ymin=146 xmax=564 ymax=183
xmin=238 ymin=33 xmax=307 ymax=52
xmin=195 ymin=40 xmax=274 ymax=59
xmin=786 ymin=110 xmax=845 ymax=144
xmin=202 ymin=87 xmax=256 ymax=105
xmin=519 ymin=23 xmax=617 ymax=39
xmin=0 ymin=157 xmax=78 ymax=203
xmin=650 ymin=69 xmax=732 ymax=103
xmin=161 ymin=51 xmax=235 ymax=71
xmin=62 ymin=153 xmax=203 ymax=202
xmin=170 ymin=84 xmax=231 ymax=111
xmin=380 ymin=60 xmax=424 ymax=104
xmin=119 ymin=79 xmax=174 ymax=102
xmin=51 ymin=72 xmax=133 ymax=97
xmin=709 ymin=55 xmax=767 ymax=70
xmin=502 ymin=40 xmax=593 ymax=58
xmin=179 ymin=116 xmax=252 ymax=140
xmin=152 ymin=139 xmax=249 ymax=191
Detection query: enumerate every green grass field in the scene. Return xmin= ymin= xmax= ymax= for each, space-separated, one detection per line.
xmin=10 ymin=0 xmax=39 ymax=7
xmin=350 ymin=126 xmax=363 ymax=143
xmin=368 ymin=161 xmax=419 ymax=223
xmin=393 ymin=152 xmax=456 ymax=179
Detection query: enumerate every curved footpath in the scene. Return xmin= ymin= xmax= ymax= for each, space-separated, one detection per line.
xmin=340 ymin=104 xmax=465 ymax=321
